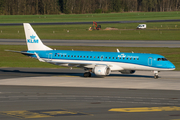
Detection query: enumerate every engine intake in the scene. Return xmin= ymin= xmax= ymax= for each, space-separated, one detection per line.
xmin=94 ymin=65 xmax=111 ymax=76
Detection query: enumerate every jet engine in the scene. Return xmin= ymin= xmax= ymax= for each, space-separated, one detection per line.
xmin=94 ymin=65 xmax=111 ymax=76
xmin=120 ymin=70 xmax=136 ymax=74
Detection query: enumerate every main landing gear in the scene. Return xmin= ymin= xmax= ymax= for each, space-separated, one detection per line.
xmin=154 ymin=71 xmax=159 ymax=79
xmin=83 ymin=72 xmax=91 ymax=77
xmin=83 ymin=68 xmax=92 ymax=77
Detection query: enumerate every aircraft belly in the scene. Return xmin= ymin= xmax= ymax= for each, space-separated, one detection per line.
xmin=44 ymin=59 xmax=172 ymax=71
xmin=109 ymin=63 xmax=124 ymax=71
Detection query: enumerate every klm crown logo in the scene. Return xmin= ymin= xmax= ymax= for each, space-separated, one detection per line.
xmin=27 ymin=35 xmax=39 ymax=43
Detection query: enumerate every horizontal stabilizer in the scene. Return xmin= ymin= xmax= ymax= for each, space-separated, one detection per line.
xmin=5 ymin=50 xmax=35 ymax=55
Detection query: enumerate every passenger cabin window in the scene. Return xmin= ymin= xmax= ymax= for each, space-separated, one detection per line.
xmin=61 ymin=55 xmax=63 ymax=57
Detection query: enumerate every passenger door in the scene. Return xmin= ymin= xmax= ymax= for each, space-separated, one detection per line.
xmin=100 ymin=55 xmax=104 ymax=61
xmin=48 ymin=53 xmax=52 ymax=61
xmin=148 ymin=57 xmax=152 ymax=66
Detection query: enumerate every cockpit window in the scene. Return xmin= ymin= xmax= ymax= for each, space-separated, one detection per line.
xmin=157 ymin=58 xmax=168 ymax=61
xmin=162 ymin=58 xmax=168 ymax=61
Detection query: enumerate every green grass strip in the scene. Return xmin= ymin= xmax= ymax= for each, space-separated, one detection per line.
xmin=0 ymin=12 xmax=180 ymax=23
xmin=0 ymin=22 xmax=180 ymax=40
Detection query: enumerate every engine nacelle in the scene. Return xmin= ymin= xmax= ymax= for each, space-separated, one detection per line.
xmin=120 ymin=70 xmax=136 ymax=74
xmin=94 ymin=65 xmax=111 ymax=76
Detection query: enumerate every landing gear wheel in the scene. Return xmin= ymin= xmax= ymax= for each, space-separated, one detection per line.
xmin=154 ymin=75 xmax=158 ymax=79
xmin=83 ymin=72 xmax=91 ymax=77
xmin=153 ymin=71 xmax=159 ymax=79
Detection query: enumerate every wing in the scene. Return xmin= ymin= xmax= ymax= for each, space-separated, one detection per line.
xmin=48 ymin=60 xmax=96 ymax=68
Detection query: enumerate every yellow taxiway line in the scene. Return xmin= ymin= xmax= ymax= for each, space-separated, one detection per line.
xmin=109 ymin=106 xmax=180 ymax=112
xmin=0 ymin=109 xmax=91 ymax=119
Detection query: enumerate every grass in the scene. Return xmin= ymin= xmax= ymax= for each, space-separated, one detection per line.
xmin=0 ymin=12 xmax=180 ymax=23
xmin=0 ymin=12 xmax=179 ymax=71
xmin=0 ymin=12 xmax=180 ymax=40
xmin=0 ymin=22 xmax=180 ymax=40
xmin=1 ymin=45 xmax=180 ymax=70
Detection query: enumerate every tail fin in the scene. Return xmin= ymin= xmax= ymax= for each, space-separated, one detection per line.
xmin=23 ymin=23 xmax=52 ymax=51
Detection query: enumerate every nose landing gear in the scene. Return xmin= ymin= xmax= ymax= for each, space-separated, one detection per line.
xmin=154 ymin=71 xmax=159 ymax=79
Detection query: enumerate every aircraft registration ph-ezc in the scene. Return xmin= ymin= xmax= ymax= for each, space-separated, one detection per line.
xmin=7 ymin=23 xmax=175 ymax=79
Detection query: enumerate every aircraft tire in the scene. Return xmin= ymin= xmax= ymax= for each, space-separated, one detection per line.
xmin=83 ymin=72 xmax=91 ymax=77
xmin=154 ymin=75 xmax=158 ymax=79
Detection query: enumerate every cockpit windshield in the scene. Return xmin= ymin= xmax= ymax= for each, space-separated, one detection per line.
xmin=157 ymin=58 xmax=168 ymax=61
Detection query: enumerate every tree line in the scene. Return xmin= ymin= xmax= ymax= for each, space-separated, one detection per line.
xmin=0 ymin=0 xmax=180 ymax=15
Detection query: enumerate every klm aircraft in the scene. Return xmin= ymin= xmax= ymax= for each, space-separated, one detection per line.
xmin=8 ymin=23 xmax=175 ymax=79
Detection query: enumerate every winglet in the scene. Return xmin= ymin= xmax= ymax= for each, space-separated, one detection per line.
xmin=117 ymin=49 xmax=120 ymax=53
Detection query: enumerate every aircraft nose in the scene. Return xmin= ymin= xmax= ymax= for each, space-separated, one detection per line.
xmin=167 ymin=62 xmax=175 ymax=70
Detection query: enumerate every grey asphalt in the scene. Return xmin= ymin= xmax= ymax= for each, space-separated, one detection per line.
xmin=1 ymin=39 xmax=180 ymax=47
xmin=0 ymin=19 xmax=180 ymax=26
xmin=0 ymin=67 xmax=180 ymax=90
xmin=0 ymin=67 xmax=82 ymax=79
xmin=0 ymin=68 xmax=180 ymax=120
xmin=0 ymin=86 xmax=180 ymax=120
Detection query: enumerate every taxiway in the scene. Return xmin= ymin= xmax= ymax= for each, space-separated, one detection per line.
xmin=0 ymin=68 xmax=180 ymax=120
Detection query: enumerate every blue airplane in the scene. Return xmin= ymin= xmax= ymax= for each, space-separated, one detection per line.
xmin=7 ymin=23 xmax=175 ymax=79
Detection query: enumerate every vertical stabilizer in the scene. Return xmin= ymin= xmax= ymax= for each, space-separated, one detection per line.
xmin=23 ymin=23 xmax=52 ymax=51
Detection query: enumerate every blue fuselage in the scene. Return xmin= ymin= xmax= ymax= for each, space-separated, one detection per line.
xmin=27 ymin=50 xmax=175 ymax=70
